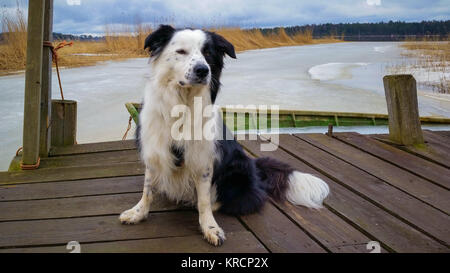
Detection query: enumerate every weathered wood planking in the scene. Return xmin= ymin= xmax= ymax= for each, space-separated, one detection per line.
xmin=274 ymin=134 xmax=450 ymax=246
xmin=2 ymin=130 xmax=449 ymax=253
xmin=40 ymin=149 xmax=140 ymax=168
xmin=240 ymin=139 xmax=389 ymax=253
xmin=0 ymin=231 xmax=267 ymax=253
xmin=295 ymin=133 xmax=450 ymax=213
xmin=334 ymin=132 xmax=450 ymax=190
xmin=0 ymin=175 xmax=143 ymax=202
xmin=49 ymin=139 xmax=137 ymax=156
xmin=422 ymin=130 xmax=450 ymax=150
xmin=240 ymin=137 xmax=448 ymax=252
xmin=433 ymin=131 xmax=450 ymax=138
xmin=372 ymin=133 xmax=450 ymax=168
xmin=0 ymin=212 xmax=244 ymax=249
xmin=0 ymin=193 xmax=185 ymax=221
xmin=0 ymin=161 xmax=144 ymax=185
xmin=240 ymin=202 xmax=327 ymax=253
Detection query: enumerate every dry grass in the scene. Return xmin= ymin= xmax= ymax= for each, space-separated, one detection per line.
xmin=55 ymin=23 xmax=153 ymax=69
xmin=0 ymin=5 xmax=27 ymax=72
xmin=388 ymin=39 xmax=450 ymax=93
xmin=214 ymin=27 xmax=338 ymax=51
xmin=0 ymin=6 xmax=340 ymax=75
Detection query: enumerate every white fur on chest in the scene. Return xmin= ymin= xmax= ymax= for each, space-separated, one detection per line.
xmin=139 ymin=80 xmax=216 ymax=204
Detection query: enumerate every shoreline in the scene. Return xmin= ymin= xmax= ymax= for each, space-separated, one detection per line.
xmin=0 ymin=40 xmax=342 ymax=77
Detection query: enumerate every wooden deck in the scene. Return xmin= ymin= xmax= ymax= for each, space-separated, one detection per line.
xmin=0 ymin=131 xmax=449 ymax=253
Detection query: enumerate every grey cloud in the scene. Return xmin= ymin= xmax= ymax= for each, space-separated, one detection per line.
xmin=1 ymin=0 xmax=448 ymax=34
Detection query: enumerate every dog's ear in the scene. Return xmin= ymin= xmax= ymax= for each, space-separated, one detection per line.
xmin=144 ymin=25 xmax=176 ymax=57
xmin=212 ymin=33 xmax=236 ymax=59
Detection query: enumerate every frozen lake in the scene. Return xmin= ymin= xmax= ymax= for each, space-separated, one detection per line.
xmin=1 ymin=42 xmax=450 ymax=170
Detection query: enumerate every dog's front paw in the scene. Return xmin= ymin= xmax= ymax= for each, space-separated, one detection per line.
xmin=202 ymin=225 xmax=226 ymax=246
xmin=119 ymin=207 xmax=148 ymax=224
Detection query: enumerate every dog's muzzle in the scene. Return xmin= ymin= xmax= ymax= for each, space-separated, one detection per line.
xmin=192 ymin=64 xmax=209 ymax=84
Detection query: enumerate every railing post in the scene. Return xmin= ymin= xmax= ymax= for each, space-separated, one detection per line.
xmin=383 ymin=74 xmax=424 ymax=146
xmin=22 ymin=0 xmax=45 ymax=167
xmin=40 ymin=0 xmax=53 ymax=157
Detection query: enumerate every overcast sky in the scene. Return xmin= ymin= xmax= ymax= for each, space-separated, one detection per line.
xmin=1 ymin=0 xmax=449 ymax=34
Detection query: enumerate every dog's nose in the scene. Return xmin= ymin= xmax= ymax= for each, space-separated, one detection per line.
xmin=194 ymin=64 xmax=209 ymax=79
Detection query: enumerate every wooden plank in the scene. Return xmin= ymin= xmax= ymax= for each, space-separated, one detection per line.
xmin=240 ymin=202 xmax=326 ymax=253
xmin=240 ymin=139 xmax=387 ymax=253
xmin=0 ymin=231 xmax=267 ymax=253
xmin=0 ymin=193 xmax=184 ymax=221
xmin=423 ymin=130 xmax=450 ymax=150
xmin=49 ymin=140 xmax=136 ymax=156
xmin=275 ymin=134 xmax=450 ymax=246
xmin=240 ymin=137 xmax=449 ymax=252
xmin=40 ymin=149 xmax=140 ymax=168
xmin=0 ymin=212 xmax=244 ymax=248
xmin=321 ymin=182 xmax=447 ymax=253
xmin=433 ymin=131 xmax=450 ymax=138
xmin=5 ymin=147 xmax=138 ymax=171
xmin=0 ymin=161 xmax=145 ymax=185
xmin=0 ymin=175 xmax=143 ymax=202
xmin=383 ymin=75 xmax=424 ymax=145
xmin=373 ymin=134 xmax=450 ymax=168
xmin=22 ymin=0 xmax=45 ymax=166
xmin=404 ymin=142 xmax=450 ymax=168
xmin=39 ymin=0 xmax=53 ymax=157
xmin=295 ymin=133 xmax=450 ymax=213
xmin=334 ymin=132 xmax=450 ymax=190
xmin=283 ymin=205 xmax=372 ymax=252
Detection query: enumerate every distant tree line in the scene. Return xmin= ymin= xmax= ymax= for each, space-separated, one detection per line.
xmin=0 ymin=32 xmax=104 ymax=43
xmin=2 ymin=20 xmax=448 ymax=43
xmin=261 ymin=20 xmax=449 ymax=40
xmin=52 ymin=32 xmax=104 ymax=41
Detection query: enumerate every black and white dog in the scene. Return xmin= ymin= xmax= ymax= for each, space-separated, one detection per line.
xmin=119 ymin=25 xmax=329 ymax=246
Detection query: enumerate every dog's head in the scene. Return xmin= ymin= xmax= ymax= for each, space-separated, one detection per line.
xmin=144 ymin=25 xmax=236 ymax=101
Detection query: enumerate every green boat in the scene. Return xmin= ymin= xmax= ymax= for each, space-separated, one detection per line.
xmin=125 ymin=102 xmax=450 ymax=131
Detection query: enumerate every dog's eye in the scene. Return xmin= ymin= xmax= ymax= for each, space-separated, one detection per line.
xmin=176 ymin=49 xmax=188 ymax=55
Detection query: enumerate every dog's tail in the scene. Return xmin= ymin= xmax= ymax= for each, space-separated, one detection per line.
xmin=255 ymin=157 xmax=329 ymax=209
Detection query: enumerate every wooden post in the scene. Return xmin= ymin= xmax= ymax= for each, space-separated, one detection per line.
xmin=22 ymin=0 xmax=45 ymax=167
xmin=383 ymin=74 xmax=424 ymax=146
xmin=51 ymin=100 xmax=77 ymax=147
xmin=39 ymin=0 xmax=53 ymax=157
xmin=327 ymin=123 xmax=333 ymax=137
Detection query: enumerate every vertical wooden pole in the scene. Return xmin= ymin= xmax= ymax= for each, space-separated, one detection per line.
xmin=383 ymin=74 xmax=424 ymax=146
xmin=39 ymin=0 xmax=53 ymax=157
xmin=22 ymin=0 xmax=45 ymax=166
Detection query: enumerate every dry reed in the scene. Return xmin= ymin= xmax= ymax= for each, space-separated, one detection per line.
xmin=0 ymin=6 xmax=340 ymax=75
xmin=0 ymin=4 xmax=27 ymax=72
xmin=388 ymin=38 xmax=449 ymax=93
